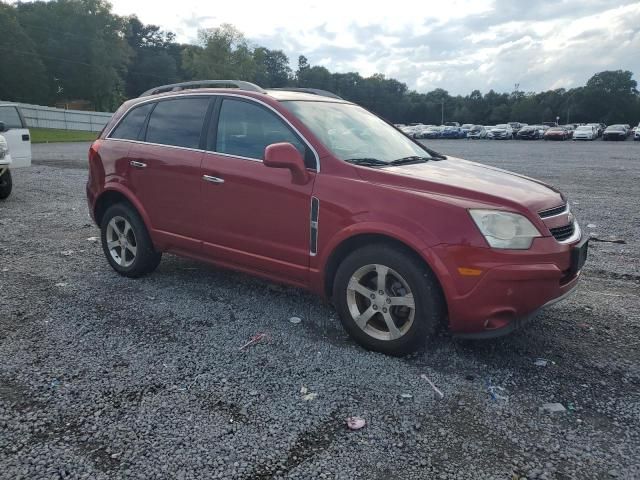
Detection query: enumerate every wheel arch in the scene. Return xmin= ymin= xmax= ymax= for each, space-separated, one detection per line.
xmin=322 ymin=233 xmax=448 ymax=315
xmin=93 ymin=187 xmax=151 ymax=230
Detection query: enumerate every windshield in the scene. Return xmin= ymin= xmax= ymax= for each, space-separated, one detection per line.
xmin=576 ymin=126 xmax=591 ymax=131
xmin=495 ymin=124 xmax=508 ymax=129
xmin=283 ymin=101 xmax=430 ymax=163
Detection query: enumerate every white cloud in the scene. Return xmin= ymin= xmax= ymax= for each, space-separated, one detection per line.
xmin=106 ymin=0 xmax=640 ymax=93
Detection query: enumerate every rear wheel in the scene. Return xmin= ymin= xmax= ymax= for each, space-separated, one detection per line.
xmin=100 ymin=203 xmax=161 ymax=278
xmin=333 ymin=244 xmax=445 ymax=356
xmin=0 ymin=169 xmax=12 ymax=200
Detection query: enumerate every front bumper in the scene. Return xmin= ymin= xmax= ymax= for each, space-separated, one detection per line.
xmin=429 ymin=234 xmax=585 ymax=338
xmin=0 ymin=155 xmax=11 ymax=175
xmin=491 ymin=132 xmax=510 ymax=139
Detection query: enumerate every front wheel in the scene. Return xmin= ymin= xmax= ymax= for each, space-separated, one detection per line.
xmin=333 ymin=244 xmax=445 ymax=356
xmin=0 ymin=168 xmax=12 ymax=200
xmin=100 ymin=203 xmax=162 ymax=278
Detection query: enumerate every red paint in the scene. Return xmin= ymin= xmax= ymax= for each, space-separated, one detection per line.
xmin=87 ymin=89 xmax=583 ymax=336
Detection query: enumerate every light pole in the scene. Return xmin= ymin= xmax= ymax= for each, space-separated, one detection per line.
xmin=566 ymin=90 xmax=577 ymax=125
xmin=441 ymin=99 xmax=444 ymax=125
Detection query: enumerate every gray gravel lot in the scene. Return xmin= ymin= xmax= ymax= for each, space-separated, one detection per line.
xmin=1 ymin=140 xmax=639 ymax=479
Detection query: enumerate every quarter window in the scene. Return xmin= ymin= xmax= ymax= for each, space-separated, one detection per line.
xmin=0 ymin=106 xmax=24 ymax=129
xmin=110 ymin=103 xmax=154 ymax=141
xmin=146 ymin=98 xmax=209 ymax=149
xmin=214 ymin=99 xmax=310 ymax=165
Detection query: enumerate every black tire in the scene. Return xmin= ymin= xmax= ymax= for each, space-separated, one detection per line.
xmin=333 ymin=244 xmax=446 ymax=356
xmin=100 ymin=202 xmax=161 ymax=278
xmin=0 ymin=169 xmax=12 ymax=200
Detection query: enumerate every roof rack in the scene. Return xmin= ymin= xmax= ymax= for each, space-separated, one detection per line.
xmin=139 ymin=80 xmax=266 ymax=97
xmin=270 ymin=88 xmax=343 ymax=100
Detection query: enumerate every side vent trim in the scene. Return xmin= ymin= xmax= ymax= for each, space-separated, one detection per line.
xmin=310 ymin=196 xmax=319 ymax=256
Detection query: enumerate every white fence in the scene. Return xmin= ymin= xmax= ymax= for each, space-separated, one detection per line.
xmin=0 ymin=101 xmax=113 ymax=132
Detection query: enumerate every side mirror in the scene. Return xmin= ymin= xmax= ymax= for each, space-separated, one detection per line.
xmin=264 ymin=142 xmax=310 ymax=185
xmin=0 ymin=122 xmax=6 ymax=133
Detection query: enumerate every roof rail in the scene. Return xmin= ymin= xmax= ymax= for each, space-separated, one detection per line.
xmin=270 ymin=88 xmax=343 ymax=100
xmin=139 ymin=80 xmax=266 ymax=97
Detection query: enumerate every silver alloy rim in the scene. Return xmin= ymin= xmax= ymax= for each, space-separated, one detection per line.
xmin=106 ymin=216 xmax=137 ymax=267
xmin=346 ymin=264 xmax=415 ymax=341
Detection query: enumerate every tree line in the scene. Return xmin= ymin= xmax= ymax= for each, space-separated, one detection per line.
xmin=1 ymin=0 xmax=639 ymax=125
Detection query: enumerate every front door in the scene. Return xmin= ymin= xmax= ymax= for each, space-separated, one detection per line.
xmin=198 ymin=98 xmax=316 ymax=284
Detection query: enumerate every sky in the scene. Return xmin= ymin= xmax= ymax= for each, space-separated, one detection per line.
xmin=110 ymin=0 xmax=639 ymax=94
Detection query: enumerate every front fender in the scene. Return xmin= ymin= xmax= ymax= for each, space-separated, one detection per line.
xmin=311 ymin=218 xmax=452 ymax=300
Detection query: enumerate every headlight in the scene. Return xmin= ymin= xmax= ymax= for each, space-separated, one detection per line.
xmin=469 ymin=209 xmax=541 ymax=249
xmin=0 ymin=138 xmax=8 ymax=160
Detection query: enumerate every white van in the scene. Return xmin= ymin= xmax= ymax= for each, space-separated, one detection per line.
xmin=0 ymin=104 xmax=32 ymax=199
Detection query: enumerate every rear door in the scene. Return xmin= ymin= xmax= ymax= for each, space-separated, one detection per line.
xmin=127 ymin=96 xmax=212 ymax=249
xmin=198 ymin=97 xmax=316 ymax=284
xmin=0 ymin=105 xmax=31 ymax=168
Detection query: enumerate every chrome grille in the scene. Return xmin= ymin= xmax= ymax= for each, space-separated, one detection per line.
xmin=549 ymin=223 xmax=575 ymax=241
xmin=539 ymin=204 xmax=567 ymax=218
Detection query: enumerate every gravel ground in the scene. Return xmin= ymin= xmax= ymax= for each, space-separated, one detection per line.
xmin=1 ymin=140 xmax=639 ymax=479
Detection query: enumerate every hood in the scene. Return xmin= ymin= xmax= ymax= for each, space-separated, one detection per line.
xmin=355 ymin=157 xmax=563 ymax=213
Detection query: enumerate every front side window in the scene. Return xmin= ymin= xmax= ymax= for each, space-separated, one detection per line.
xmin=214 ymin=99 xmax=307 ymax=163
xmin=0 ymin=106 xmax=24 ymax=129
xmin=146 ymin=98 xmax=209 ymax=149
xmin=110 ymin=103 xmax=154 ymax=141
xmin=282 ymin=101 xmax=430 ymax=164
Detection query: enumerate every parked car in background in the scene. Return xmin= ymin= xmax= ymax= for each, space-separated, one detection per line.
xmin=440 ymin=125 xmax=464 ymax=139
xmin=516 ymin=125 xmax=542 ymax=140
xmin=603 ymin=125 xmax=628 ymax=141
xmin=400 ymin=125 xmax=417 ymax=137
xmin=623 ymin=125 xmax=632 ymax=136
xmin=460 ymin=124 xmax=474 ymax=136
xmin=509 ymin=122 xmax=525 ymax=135
xmin=544 ymin=127 xmax=570 ymax=141
xmin=424 ymin=126 xmax=442 ymax=139
xmin=443 ymin=122 xmax=460 ymax=127
xmin=489 ymin=124 xmax=513 ymax=140
xmin=587 ymin=123 xmax=603 ymax=137
xmin=467 ymin=125 xmax=488 ymax=139
xmin=413 ymin=125 xmax=434 ymax=139
xmin=572 ymin=125 xmax=597 ymax=141
xmin=87 ymin=80 xmax=587 ymax=355
xmin=0 ymin=104 xmax=32 ymax=171
xmin=562 ymin=125 xmax=575 ymax=138
xmin=0 ymin=134 xmax=12 ymax=199
xmin=543 ymin=121 xmax=558 ymax=128
xmin=634 ymin=123 xmax=640 ymax=141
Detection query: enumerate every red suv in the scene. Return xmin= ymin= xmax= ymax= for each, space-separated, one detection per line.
xmin=87 ymin=80 xmax=588 ymax=355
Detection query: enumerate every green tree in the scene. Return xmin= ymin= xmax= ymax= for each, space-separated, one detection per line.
xmin=124 ymin=16 xmax=178 ymax=96
xmin=16 ymin=0 xmax=130 ymax=110
xmin=0 ymin=3 xmax=48 ymax=103
xmin=253 ymin=48 xmax=291 ymax=87
xmin=182 ymin=24 xmax=256 ymax=81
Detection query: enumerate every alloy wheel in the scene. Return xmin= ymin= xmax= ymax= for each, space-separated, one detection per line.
xmin=346 ymin=264 xmax=415 ymax=341
xmin=105 ymin=216 xmax=137 ymax=267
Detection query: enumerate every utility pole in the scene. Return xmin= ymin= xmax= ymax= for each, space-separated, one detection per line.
xmin=441 ymin=99 xmax=444 ymax=125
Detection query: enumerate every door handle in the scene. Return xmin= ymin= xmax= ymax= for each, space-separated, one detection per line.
xmin=203 ymin=175 xmax=224 ymax=184
xmin=130 ymin=160 xmax=147 ymax=168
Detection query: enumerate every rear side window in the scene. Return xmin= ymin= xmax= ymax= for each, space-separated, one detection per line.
xmin=214 ymin=99 xmax=311 ymax=165
xmin=0 ymin=106 xmax=24 ymax=129
xmin=146 ymin=98 xmax=209 ymax=149
xmin=110 ymin=103 xmax=154 ymax=140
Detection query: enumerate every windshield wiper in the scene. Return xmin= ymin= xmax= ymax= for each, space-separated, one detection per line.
xmin=344 ymin=157 xmax=389 ymax=167
xmin=388 ymin=156 xmax=431 ymax=166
